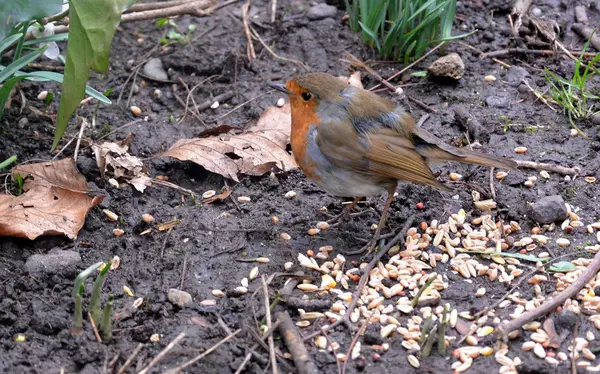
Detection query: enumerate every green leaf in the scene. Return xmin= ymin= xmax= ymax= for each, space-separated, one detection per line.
xmin=53 ymin=0 xmax=130 ymax=150
xmin=72 ymin=262 xmax=104 ymax=298
xmin=23 ymin=32 xmax=69 ymax=46
xmin=411 ymin=71 xmax=428 ymax=77
xmin=0 ymin=0 xmax=63 ymax=40
xmin=549 ymin=261 xmax=577 ymax=273
xmin=0 ymin=47 xmax=46 ymax=83
xmin=0 ymin=33 xmax=24 ymax=54
xmin=13 ymin=70 xmax=111 ymax=104
xmin=0 ymin=75 xmax=27 ymax=119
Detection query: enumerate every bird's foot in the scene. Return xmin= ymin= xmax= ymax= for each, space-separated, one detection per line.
xmin=326 ymin=208 xmax=374 ymax=227
xmin=342 ymin=228 xmax=385 ymax=257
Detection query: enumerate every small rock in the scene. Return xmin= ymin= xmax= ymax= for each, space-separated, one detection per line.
xmin=143 ymin=58 xmax=168 ymax=81
xmin=167 ymin=288 xmax=193 ymax=308
xmin=485 ymin=96 xmax=509 ymax=108
xmin=17 ymin=117 xmax=29 ymax=129
xmin=427 ymin=53 xmax=464 ymax=80
xmin=591 ymin=113 xmax=600 ymax=125
xmin=25 ymin=249 xmax=82 ymax=275
xmin=528 ymin=195 xmax=569 ymax=224
xmin=505 ymin=66 xmax=530 ymax=87
xmin=363 ymin=324 xmax=383 ymax=345
xmin=307 ymin=3 xmax=337 ymax=20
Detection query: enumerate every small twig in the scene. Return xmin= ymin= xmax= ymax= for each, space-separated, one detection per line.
xmin=40 ymin=8 xmax=70 ymax=25
xmin=521 ymin=79 xmax=557 ymax=112
xmin=344 ymin=52 xmax=396 ymax=92
xmin=242 ymin=1 xmax=256 ymax=61
xmin=270 ymin=0 xmax=277 ymax=23
xmin=407 ymin=96 xmax=438 ymax=113
xmin=322 ymin=329 xmax=342 ymax=374
xmin=196 ymin=92 xmax=235 ymax=111
xmin=489 ymin=167 xmax=496 ymax=201
xmin=415 ymin=114 xmax=430 ymax=128
xmin=261 ymin=276 xmax=279 ymax=374
xmin=160 ymin=228 xmax=173 ymax=258
xmin=480 ymin=48 xmax=599 ymax=59
xmin=73 ymin=118 xmax=89 ymax=162
xmin=572 ymin=23 xmax=600 ymax=52
xmin=235 ymin=320 xmax=283 ymax=374
xmin=341 ymin=319 xmax=369 ymax=374
xmin=151 ymin=179 xmax=197 ymax=198
xmin=370 ymin=42 xmax=445 ymax=91
xmin=250 ymin=26 xmax=308 ymax=71
xmin=571 ymin=318 xmax=579 ymax=374
xmin=180 ymin=254 xmax=188 ymax=290
xmin=277 ymin=311 xmax=319 ymax=374
xmin=165 ymin=329 xmax=241 ymax=374
xmin=88 ymin=312 xmax=102 ymax=343
xmin=139 ymin=332 xmax=186 ymax=374
xmin=117 ymin=343 xmax=144 ymax=374
xmin=209 ymin=92 xmax=268 ymax=122
xmin=94 ymin=119 xmax=144 ymax=142
xmin=516 ymin=160 xmax=579 ymax=176
xmin=496 ymin=250 xmax=600 ymax=338
xmin=126 ymin=0 xmax=190 ymax=12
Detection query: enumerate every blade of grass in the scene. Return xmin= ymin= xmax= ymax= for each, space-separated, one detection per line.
xmin=0 ymin=47 xmax=47 ymax=83
xmin=0 ymin=33 xmax=24 ymax=54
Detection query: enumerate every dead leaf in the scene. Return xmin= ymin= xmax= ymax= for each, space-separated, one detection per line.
xmin=14 ymin=158 xmax=89 ymax=192
xmin=163 ymin=105 xmax=297 ymax=182
xmin=1 ymin=159 xmax=102 ymax=240
xmin=203 ymin=187 xmax=232 ymax=204
xmin=129 ymin=175 xmax=152 ymax=193
xmin=92 ymin=136 xmax=151 ymax=192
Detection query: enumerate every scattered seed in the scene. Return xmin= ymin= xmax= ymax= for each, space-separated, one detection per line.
xmin=316 ymin=221 xmax=330 ymax=230
xmin=570 ymin=129 xmax=578 ymax=136
xmin=142 ymin=213 xmax=154 ymax=223
xmin=210 ymin=101 xmax=219 ymax=109
xmin=476 ymin=288 xmax=486 ymax=297
xmin=212 ymin=290 xmax=225 ymax=297
xmin=465 ymin=335 xmax=478 ymax=346
xmin=276 ymin=98 xmax=285 ymax=107
xmin=37 ymin=90 xmax=48 ymax=100
xmin=233 ymin=286 xmax=248 ymax=295
xmin=150 ymin=333 xmax=160 ymax=342
xmin=540 ymin=170 xmax=550 ymax=179
xmin=449 ymin=172 xmax=462 ymax=181
xmin=110 ymin=256 xmax=121 ymax=270
xmin=256 ymin=257 xmax=270 ymax=263
xmin=524 ymin=180 xmax=534 ymax=188
xmin=202 ymin=190 xmax=216 ymax=199
xmin=296 ymin=320 xmax=310 ymax=328
xmin=103 ymin=209 xmax=118 ymax=221
xmin=407 ymin=354 xmax=420 ymax=368
xmin=113 ymin=228 xmax=125 ymax=237
xmin=484 ymin=75 xmax=496 ymax=82
xmin=123 ymin=286 xmax=134 ymax=297
xmin=132 ymin=297 xmax=144 ymax=308
xmin=533 ymin=343 xmax=546 ymax=359
xmin=285 ymin=191 xmax=297 ymax=199
xmin=522 ymin=341 xmax=535 ymax=351
xmin=298 ymin=284 xmax=319 ymax=292
xmin=237 ymin=196 xmax=251 ymax=203
xmin=307 ymin=228 xmax=320 ymax=236
xmin=280 ymin=233 xmax=292 ymax=240
xmin=249 ymin=267 xmax=259 ymax=280
xmin=314 ymin=336 xmax=327 ymax=349
xmin=241 ymin=278 xmax=249 ymax=288
xmin=271 ymin=215 xmax=279 ymax=224
xmin=381 ymin=324 xmax=396 ymax=338
xmin=514 ymin=146 xmax=528 ymax=154
xmin=284 ymin=262 xmax=293 ymax=271
xmin=496 ymin=171 xmax=508 ymax=180
xmin=556 ymin=238 xmax=570 ymax=247
xmin=586 ymin=177 xmax=597 ymax=183
xmin=130 ymin=106 xmax=142 ymax=117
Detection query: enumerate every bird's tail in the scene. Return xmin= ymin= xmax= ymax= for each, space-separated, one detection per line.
xmin=419 ymin=146 xmax=517 ymax=170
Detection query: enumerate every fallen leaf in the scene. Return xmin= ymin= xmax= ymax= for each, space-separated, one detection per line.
xmin=0 ymin=159 xmax=102 ymax=239
xmin=14 ymin=158 xmax=89 ymax=192
xmin=93 ymin=135 xmax=150 ymax=192
xmin=163 ymin=105 xmax=297 ymax=182
xmin=129 ymin=175 xmax=152 ymax=193
xmin=203 ymin=187 xmax=232 ymax=204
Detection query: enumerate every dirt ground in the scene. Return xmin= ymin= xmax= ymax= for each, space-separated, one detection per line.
xmin=1 ymin=0 xmax=600 ymax=373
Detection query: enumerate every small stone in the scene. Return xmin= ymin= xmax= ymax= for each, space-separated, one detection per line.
xmin=168 ymin=288 xmax=193 ymax=308
xmin=153 ymin=89 xmax=162 ymax=99
xmin=276 ymin=98 xmax=285 ymax=107
xmin=427 ymin=53 xmax=465 ymax=80
xmin=285 ymin=191 xmax=297 ymax=199
xmin=307 ymin=3 xmax=337 ymax=20
xmin=528 ymin=195 xmax=569 ymax=224
xmin=505 ymin=66 xmax=530 ymax=87
xmin=25 ymin=249 xmax=82 ymax=275
xmin=143 ymin=58 xmax=168 ymax=81
xmin=17 ymin=117 xmax=29 ymax=129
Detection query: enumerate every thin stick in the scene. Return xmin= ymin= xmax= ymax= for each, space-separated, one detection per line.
xmin=73 ymin=118 xmax=88 ymax=162
xmin=277 ymin=311 xmax=319 ymax=374
xmin=126 ymin=0 xmax=190 ymax=12
xmin=369 ymin=42 xmax=444 ymax=91
xmin=344 ymin=52 xmax=396 ymax=92
xmin=496 ymin=250 xmax=600 ymax=337
xmin=235 ymin=320 xmax=283 ymax=374
xmin=250 ymin=26 xmax=308 ymax=71
xmin=489 ymin=167 xmax=496 ymax=201
xmin=516 ymin=160 xmax=579 ymax=176
xmin=88 ymin=312 xmax=102 ymax=343
xmin=322 ymin=329 xmax=342 ymax=374
xmin=242 ymin=1 xmax=256 ymax=61
xmin=521 ymin=79 xmax=557 ymax=112
xmin=571 ymin=318 xmax=579 ymax=374
xmin=303 ymin=215 xmax=416 ymax=341
xmin=166 ymin=329 xmax=241 ymax=373
xmin=117 ymin=343 xmax=144 ymax=374
xmin=341 ymin=319 xmax=369 ymax=374
xmin=261 ymin=276 xmax=279 ymax=374
xmin=138 ymin=332 xmax=185 ymax=374
xmin=180 ymin=254 xmax=188 ymax=290
xmin=52 ymin=137 xmax=76 ymax=160
xmin=480 ymin=48 xmax=599 ymax=59
xmin=209 ymin=92 xmax=268 ymax=122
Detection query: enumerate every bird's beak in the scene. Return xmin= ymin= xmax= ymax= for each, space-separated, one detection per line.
xmin=268 ymin=83 xmax=290 ymax=95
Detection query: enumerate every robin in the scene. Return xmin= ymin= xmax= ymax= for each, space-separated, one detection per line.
xmin=269 ymin=72 xmax=516 ymax=253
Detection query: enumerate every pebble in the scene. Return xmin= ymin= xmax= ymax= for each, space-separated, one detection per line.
xmin=167 ymin=288 xmax=193 ymax=308
xmin=143 ymin=58 xmax=168 ymax=81
xmin=485 ymin=96 xmax=509 ymax=108
xmin=427 ymin=53 xmax=464 ymax=80
xmin=277 ymin=98 xmax=285 ymax=107
xmin=285 ymin=191 xmax=297 ymax=199
xmin=505 ymin=66 xmax=530 ymax=87
xmin=306 ymin=3 xmax=337 ymax=20
xmin=25 ymin=249 xmax=82 ymax=275
xmin=528 ymin=195 xmax=569 ymax=224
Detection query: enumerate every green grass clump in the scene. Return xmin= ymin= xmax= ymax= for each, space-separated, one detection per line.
xmin=543 ymin=37 xmax=600 ymax=133
xmin=345 ymin=0 xmax=464 ymax=63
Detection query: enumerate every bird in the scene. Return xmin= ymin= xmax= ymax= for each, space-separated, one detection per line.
xmin=269 ymin=72 xmax=517 ymax=253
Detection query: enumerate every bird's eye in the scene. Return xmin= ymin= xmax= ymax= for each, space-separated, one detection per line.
xmin=301 ymin=92 xmax=313 ymax=101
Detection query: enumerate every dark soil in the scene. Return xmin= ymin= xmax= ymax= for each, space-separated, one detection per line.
xmin=1 ymin=0 xmax=600 ymax=373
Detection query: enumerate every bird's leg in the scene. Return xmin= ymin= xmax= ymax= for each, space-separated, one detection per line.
xmin=345 ymin=183 xmax=397 ymax=256
xmin=326 ymin=196 xmax=363 ymax=225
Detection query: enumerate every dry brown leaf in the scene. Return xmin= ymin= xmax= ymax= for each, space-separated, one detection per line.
xmin=163 ymin=104 xmax=297 ymax=182
xmin=92 ymin=136 xmax=150 ymax=193
xmin=14 ymin=158 xmax=89 ymax=192
xmin=0 ymin=159 xmax=102 ymax=239
xmin=203 ymin=187 xmax=232 ymax=204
